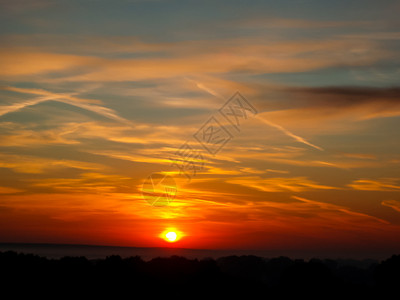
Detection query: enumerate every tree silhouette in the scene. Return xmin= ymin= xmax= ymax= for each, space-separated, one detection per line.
xmin=0 ymin=251 xmax=399 ymax=298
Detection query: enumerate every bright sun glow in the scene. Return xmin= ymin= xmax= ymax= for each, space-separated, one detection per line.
xmin=165 ymin=231 xmax=177 ymax=242
xmin=159 ymin=228 xmax=183 ymax=243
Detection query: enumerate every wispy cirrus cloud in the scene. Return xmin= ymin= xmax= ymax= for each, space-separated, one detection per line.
xmin=29 ymin=172 xmax=133 ymax=193
xmin=291 ymin=196 xmax=389 ymax=225
xmin=0 ymin=34 xmax=394 ymax=83
xmin=0 ymin=86 xmax=130 ymax=124
xmin=0 ymin=122 xmax=80 ymax=146
xmin=0 ymin=153 xmax=104 ymax=174
xmin=0 ymin=50 xmax=97 ymax=77
xmin=339 ymin=153 xmax=377 ymax=160
xmin=348 ymin=179 xmax=400 ymax=191
xmin=382 ymin=200 xmax=400 ymax=213
xmin=226 ymin=176 xmax=337 ymax=193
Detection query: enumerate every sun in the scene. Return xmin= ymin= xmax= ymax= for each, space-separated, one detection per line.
xmin=165 ymin=231 xmax=177 ymax=242
xmin=160 ymin=228 xmax=183 ymax=243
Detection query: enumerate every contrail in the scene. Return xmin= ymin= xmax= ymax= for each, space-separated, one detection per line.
xmin=182 ymin=81 xmax=323 ymax=151
xmin=256 ymin=115 xmax=323 ymax=151
xmin=0 ymin=86 xmax=130 ymax=124
xmin=185 ymin=77 xmax=225 ymax=99
xmin=0 ymin=95 xmax=54 ymax=116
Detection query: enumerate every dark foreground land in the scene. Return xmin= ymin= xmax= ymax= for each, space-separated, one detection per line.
xmin=0 ymin=251 xmax=399 ymax=298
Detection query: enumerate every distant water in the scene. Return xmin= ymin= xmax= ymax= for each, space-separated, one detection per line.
xmin=0 ymin=243 xmax=390 ymax=261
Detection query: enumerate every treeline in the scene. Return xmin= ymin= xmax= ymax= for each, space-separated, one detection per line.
xmin=0 ymin=251 xmax=399 ymax=297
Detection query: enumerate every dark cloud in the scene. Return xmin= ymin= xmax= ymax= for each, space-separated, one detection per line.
xmin=285 ymin=86 xmax=400 ymax=107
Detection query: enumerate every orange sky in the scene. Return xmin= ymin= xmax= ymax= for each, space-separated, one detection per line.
xmin=0 ymin=0 xmax=399 ymax=257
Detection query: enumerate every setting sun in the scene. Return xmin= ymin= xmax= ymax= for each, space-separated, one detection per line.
xmin=159 ymin=228 xmax=184 ymax=243
xmin=165 ymin=232 xmax=177 ymax=242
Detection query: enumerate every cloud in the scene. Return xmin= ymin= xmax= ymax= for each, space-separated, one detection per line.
xmin=87 ymin=149 xmax=172 ymax=166
xmin=382 ymin=200 xmax=400 ymax=213
xmin=0 ymin=86 xmax=131 ymax=124
xmin=0 ymin=50 xmax=97 ymax=76
xmin=265 ymin=169 xmax=290 ymax=174
xmin=56 ymin=121 xmax=187 ymax=146
xmin=0 ymin=122 xmax=80 ymax=146
xmin=29 ymin=172 xmax=133 ymax=193
xmin=280 ymin=86 xmax=400 ymax=120
xmin=226 ymin=176 xmax=336 ymax=193
xmin=0 ymin=33 xmax=394 ymax=83
xmin=292 ymin=196 xmax=389 ymax=224
xmin=348 ymin=179 xmax=400 ymax=191
xmin=0 ymin=187 xmax=23 ymax=194
xmin=228 ymin=147 xmax=380 ymax=170
xmin=250 ymin=85 xmax=400 ymax=140
xmin=339 ymin=153 xmax=377 ymax=160
xmin=0 ymin=153 xmax=103 ymax=174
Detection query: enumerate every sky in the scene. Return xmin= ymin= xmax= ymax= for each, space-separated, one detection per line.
xmin=0 ymin=0 xmax=400 ymax=257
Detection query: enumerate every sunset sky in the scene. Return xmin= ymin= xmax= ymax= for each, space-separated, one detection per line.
xmin=1 ymin=0 xmax=400 ymax=257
